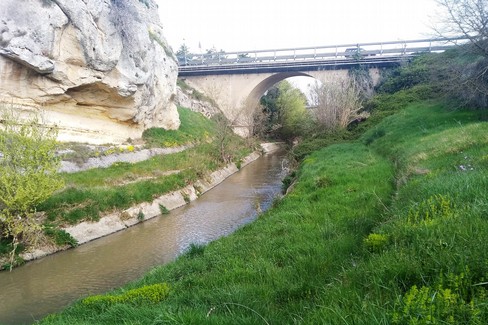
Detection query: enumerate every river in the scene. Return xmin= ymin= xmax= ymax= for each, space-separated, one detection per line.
xmin=0 ymin=150 xmax=286 ymax=325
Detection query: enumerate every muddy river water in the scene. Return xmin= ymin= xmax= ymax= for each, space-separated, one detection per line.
xmin=0 ymin=150 xmax=286 ymax=324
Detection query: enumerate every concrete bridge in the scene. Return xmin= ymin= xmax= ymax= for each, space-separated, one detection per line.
xmin=178 ymin=38 xmax=462 ymax=135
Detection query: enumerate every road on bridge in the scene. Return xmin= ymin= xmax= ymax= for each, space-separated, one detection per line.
xmin=178 ymin=37 xmax=465 ymax=76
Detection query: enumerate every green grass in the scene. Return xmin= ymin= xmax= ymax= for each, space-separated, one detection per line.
xmin=39 ymin=140 xmax=250 ymax=225
xmin=37 ymin=98 xmax=488 ymax=324
xmin=59 ymin=143 xmax=218 ymax=188
xmin=34 ymin=108 xmax=252 ymax=226
xmin=1 ymin=107 xmax=252 ymax=270
xmin=302 ymin=103 xmax=488 ymax=324
xmin=39 ymin=144 xmax=213 ymax=224
xmin=37 ymin=139 xmax=395 ymax=324
xmin=142 ymin=107 xmax=215 ymax=147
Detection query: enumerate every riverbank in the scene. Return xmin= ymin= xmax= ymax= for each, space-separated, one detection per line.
xmin=0 ymin=145 xmax=287 ymax=325
xmin=37 ymin=100 xmax=488 ymax=324
xmin=0 ymin=107 xmax=265 ymax=270
xmin=19 ymin=148 xmax=275 ymax=263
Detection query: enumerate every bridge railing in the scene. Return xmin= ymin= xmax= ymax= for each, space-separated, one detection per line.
xmin=177 ymin=37 xmax=467 ymax=67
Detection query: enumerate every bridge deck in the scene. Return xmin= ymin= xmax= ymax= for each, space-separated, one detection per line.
xmin=177 ymin=38 xmax=465 ymax=76
xmin=179 ymin=55 xmax=411 ymax=76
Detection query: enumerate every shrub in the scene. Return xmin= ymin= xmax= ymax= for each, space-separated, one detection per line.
xmin=181 ymin=192 xmax=190 ymax=203
xmin=281 ymin=171 xmax=296 ymax=193
xmin=378 ymin=55 xmax=432 ymax=94
xmin=392 ymin=269 xmax=486 ymax=324
xmin=159 ymin=204 xmax=170 ymax=215
xmin=137 ymin=210 xmax=145 ymax=221
xmin=82 ymin=283 xmax=170 ymax=310
xmin=364 ymin=233 xmax=389 ymax=253
xmin=43 ymin=224 xmax=78 ymax=247
xmin=406 ymin=195 xmax=455 ymax=226
xmin=0 ymin=108 xmax=64 ymax=269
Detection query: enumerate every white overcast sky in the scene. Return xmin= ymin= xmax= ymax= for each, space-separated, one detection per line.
xmin=156 ymin=0 xmax=440 ymax=53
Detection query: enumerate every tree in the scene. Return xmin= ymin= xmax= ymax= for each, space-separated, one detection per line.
xmin=276 ymin=81 xmax=310 ymax=140
xmin=259 ymin=81 xmax=310 ymax=141
xmin=309 ymin=79 xmax=367 ymax=130
xmin=176 ymin=43 xmax=190 ymax=57
xmin=433 ymin=0 xmax=488 ymax=108
xmin=250 ymin=105 xmax=270 ymax=140
xmin=259 ymin=85 xmax=281 ymax=136
xmin=0 ymin=108 xmax=64 ymax=269
xmin=211 ymin=113 xmax=234 ymax=164
xmin=434 ymin=0 xmax=488 ymax=56
xmin=176 ymin=43 xmax=192 ymax=65
xmin=205 ymin=47 xmax=226 ymax=61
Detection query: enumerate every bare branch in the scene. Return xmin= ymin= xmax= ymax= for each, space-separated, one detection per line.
xmin=435 ymin=0 xmax=488 ymax=56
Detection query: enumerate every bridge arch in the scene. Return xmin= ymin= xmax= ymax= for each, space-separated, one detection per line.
xmin=178 ymin=38 xmax=461 ymax=136
xmin=245 ymin=72 xmax=312 ymax=108
xmin=182 ymin=68 xmax=378 ymax=136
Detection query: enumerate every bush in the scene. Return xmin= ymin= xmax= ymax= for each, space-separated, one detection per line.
xmin=406 ymin=195 xmax=455 ymax=225
xmin=43 ymin=224 xmax=78 ymax=247
xmin=281 ymin=171 xmax=296 ymax=193
xmin=392 ymin=269 xmax=486 ymax=324
xmin=159 ymin=204 xmax=170 ymax=214
xmin=0 ymin=108 xmax=64 ymax=268
xmin=364 ymin=233 xmax=389 ymax=253
xmin=82 ymin=283 xmax=170 ymax=310
xmin=137 ymin=210 xmax=145 ymax=221
xmin=378 ymin=55 xmax=433 ymax=94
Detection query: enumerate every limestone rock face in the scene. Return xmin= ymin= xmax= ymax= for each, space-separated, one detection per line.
xmin=176 ymin=86 xmax=221 ymax=118
xmin=0 ymin=0 xmax=179 ymax=144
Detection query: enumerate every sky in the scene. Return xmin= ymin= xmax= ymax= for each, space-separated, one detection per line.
xmin=156 ymin=0 xmax=440 ymax=54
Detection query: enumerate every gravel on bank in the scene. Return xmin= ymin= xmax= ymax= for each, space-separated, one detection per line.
xmin=59 ymin=145 xmax=193 ymax=173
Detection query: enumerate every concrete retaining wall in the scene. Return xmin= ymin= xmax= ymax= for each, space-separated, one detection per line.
xmin=21 ymin=151 xmax=262 ymax=261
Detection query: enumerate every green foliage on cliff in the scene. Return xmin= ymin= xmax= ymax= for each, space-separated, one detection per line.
xmin=148 ymin=30 xmax=174 ymax=58
xmin=143 ymin=107 xmax=215 ymax=147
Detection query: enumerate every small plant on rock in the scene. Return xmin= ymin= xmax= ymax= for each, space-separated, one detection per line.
xmin=159 ymin=204 xmax=170 ymax=215
xmin=137 ymin=210 xmax=145 ymax=221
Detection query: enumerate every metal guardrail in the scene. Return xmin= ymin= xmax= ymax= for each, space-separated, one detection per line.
xmin=178 ymin=37 xmax=466 ymax=76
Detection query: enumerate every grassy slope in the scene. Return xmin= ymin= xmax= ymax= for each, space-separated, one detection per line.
xmin=39 ymin=101 xmax=488 ymax=324
xmin=142 ymin=107 xmax=215 ymax=148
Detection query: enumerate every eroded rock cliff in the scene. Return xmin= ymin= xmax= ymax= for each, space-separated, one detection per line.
xmin=0 ymin=0 xmax=179 ymax=144
xmin=176 ymin=85 xmax=221 ymax=118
